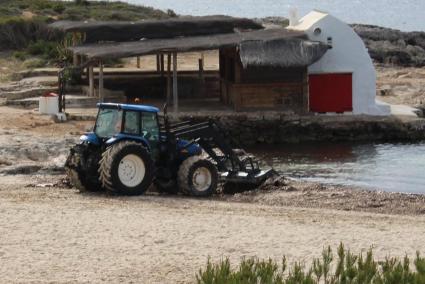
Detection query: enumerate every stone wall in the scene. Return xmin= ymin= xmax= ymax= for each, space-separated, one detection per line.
xmin=170 ymin=112 xmax=425 ymax=146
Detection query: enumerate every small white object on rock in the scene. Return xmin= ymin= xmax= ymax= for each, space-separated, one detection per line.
xmin=54 ymin=112 xmax=67 ymax=123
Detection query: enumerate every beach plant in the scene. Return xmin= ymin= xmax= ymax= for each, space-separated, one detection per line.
xmin=196 ymin=243 xmax=425 ymax=284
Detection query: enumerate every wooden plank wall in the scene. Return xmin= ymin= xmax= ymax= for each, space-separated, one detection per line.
xmin=218 ymin=47 xmax=307 ymax=112
xmin=229 ymin=82 xmax=304 ymax=111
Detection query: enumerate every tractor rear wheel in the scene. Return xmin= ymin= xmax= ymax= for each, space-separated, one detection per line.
xmin=178 ymin=156 xmax=218 ymax=197
xmin=99 ymin=141 xmax=154 ymax=195
xmin=65 ymin=144 xmax=102 ymax=192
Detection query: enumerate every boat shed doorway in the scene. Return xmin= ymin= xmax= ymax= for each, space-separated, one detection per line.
xmin=309 ymin=73 xmax=353 ymax=113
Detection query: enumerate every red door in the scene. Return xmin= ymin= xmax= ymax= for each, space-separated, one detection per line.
xmin=309 ymin=73 xmax=353 ymax=113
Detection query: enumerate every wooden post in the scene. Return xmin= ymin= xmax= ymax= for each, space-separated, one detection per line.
xmin=160 ymin=54 xmax=165 ymax=77
xmin=199 ymin=52 xmax=205 ymax=97
xmin=234 ymin=56 xmax=242 ymax=83
xmin=172 ymin=52 xmax=178 ymax=113
xmin=72 ymin=32 xmax=79 ymax=66
xmin=167 ymin=53 xmax=171 ymax=104
xmin=89 ymin=65 xmax=94 ymax=97
xmin=136 ymin=56 xmax=141 ymax=68
xmin=156 ymin=54 xmax=160 ymax=72
xmin=99 ymin=61 xmax=104 ymax=102
xmin=302 ymin=67 xmax=309 ymax=113
xmin=198 ymin=52 xmax=204 ymax=79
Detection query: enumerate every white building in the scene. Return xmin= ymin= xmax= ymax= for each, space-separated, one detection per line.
xmin=290 ymin=10 xmax=390 ymax=115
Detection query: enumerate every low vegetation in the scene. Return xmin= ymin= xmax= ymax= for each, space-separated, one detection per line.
xmin=197 ymin=243 xmax=425 ymax=284
xmin=0 ymin=0 xmax=174 ymax=67
xmin=0 ymin=0 xmax=172 ymax=22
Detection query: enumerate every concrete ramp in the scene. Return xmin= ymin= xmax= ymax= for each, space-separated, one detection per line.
xmin=390 ymin=104 xmax=420 ymax=117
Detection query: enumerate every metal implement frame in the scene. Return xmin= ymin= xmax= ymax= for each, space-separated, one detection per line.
xmin=161 ymin=115 xmax=274 ymax=184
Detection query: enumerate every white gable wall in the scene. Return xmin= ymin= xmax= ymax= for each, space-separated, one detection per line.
xmin=291 ymin=11 xmax=390 ymax=115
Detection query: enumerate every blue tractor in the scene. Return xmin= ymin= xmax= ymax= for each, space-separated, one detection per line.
xmin=65 ymin=103 xmax=274 ymax=196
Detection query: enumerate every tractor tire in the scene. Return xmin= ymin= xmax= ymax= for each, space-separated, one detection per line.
xmin=65 ymin=144 xmax=102 ymax=192
xmin=154 ymin=178 xmax=179 ymax=194
xmin=177 ymin=156 xmax=218 ymax=197
xmin=99 ymin=141 xmax=154 ymax=196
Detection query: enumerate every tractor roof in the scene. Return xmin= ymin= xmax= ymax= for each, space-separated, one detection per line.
xmin=97 ymin=103 xmax=159 ymax=113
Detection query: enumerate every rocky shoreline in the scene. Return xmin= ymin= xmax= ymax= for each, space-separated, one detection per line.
xmin=352 ymin=24 xmax=425 ymax=67
xmin=223 ymin=177 xmax=425 ymax=216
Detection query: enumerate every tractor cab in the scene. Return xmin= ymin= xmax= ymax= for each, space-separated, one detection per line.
xmin=94 ymin=103 xmax=160 ymax=149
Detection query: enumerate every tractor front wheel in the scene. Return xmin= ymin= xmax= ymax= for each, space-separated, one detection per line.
xmin=178 ymin=156 xmax=218 ymax=197
xmin=99 ymin=141 xmax=154 ymax=195
xmin=65 ymin=144 xmax=102 ymax=192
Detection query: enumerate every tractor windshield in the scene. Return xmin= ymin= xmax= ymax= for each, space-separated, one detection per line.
xmin=95 ymin=108 xmax=123 ymax=138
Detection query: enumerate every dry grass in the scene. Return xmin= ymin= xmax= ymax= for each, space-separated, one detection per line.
xmin=0 ymin=51 xmax=26 ymax=83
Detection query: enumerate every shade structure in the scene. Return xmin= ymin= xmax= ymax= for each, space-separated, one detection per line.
xmin=49 ymin=16 xmax=263 ymax=43
xmin=70 ymin=28 xmax=328 ymax=67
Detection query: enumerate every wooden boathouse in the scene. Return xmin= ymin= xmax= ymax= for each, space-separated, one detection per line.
xmin=49 ymin=16 xmax=328 ymax=113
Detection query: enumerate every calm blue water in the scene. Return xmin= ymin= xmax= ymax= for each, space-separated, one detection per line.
xmin=124 ymin=0 xmax=424 ymax=32
xmin=252 ymin=142 xmax=425 ymax=194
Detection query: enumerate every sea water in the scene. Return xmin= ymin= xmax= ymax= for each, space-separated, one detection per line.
xmin=252 ymin=142 xmax=425 ymax=194
xmin=125 ymin=0 xmax=425 ymax=31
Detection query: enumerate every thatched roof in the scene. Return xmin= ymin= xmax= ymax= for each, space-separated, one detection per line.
xmin=239 ymin=38 xmax=329 ymax=68
xmin=48 ymin=16 xmax=263 ymax=43
xmin=70 ymin=28 xmax=328 ymax=68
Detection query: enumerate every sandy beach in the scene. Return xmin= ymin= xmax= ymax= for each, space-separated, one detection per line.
xmin=1 ymin=180 xmax=425 ymax=283
xmin=0 ymin=105 xmax=424 ymax=283
xmin=1 ymin=0 xmax=425 ymax=281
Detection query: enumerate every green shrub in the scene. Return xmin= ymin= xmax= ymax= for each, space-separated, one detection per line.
xmin=0 ymin=17 xmax=57 ymax=50
xmin=34 ymin=0 xmax=53 ymax=11
xmin=52 ymin=3 xmax=66 ymax=14
xmin=74 ymin=0 xmax=89 ymax=6
xmin=26 ymin=40 xmax=58 ymax=59
xmin=62 ymin=8 xmax=89 ymax=21
xmin=167 ymin=9 xmax=177 ymax=17
xmin=13 ymin=50 xmax=27 ymax=61
xmin=197 ymin=244 xmax=425 ymax=284
xmin=61 ymin=67 xmax=82 ymax=85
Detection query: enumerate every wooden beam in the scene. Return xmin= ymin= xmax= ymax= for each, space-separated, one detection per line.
xmin=136 ymin=56 xmax=141 ymax=68
xmin=172 ymin=52 xmax=178 ymax=113
xmin=167 ymin=53 xmax=171 ymax=104
xmin=99 ymin=61 xmax=104 ymax=102
xmin=89 ymin=65 xmax=94 ymax=97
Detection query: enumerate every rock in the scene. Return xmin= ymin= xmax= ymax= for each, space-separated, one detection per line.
xmin=0 ymin=165 xmax=42 ymax=175
xmin=352 ymin=24 xmax=425 ymax=67
xmin=377 ymin=88 xmax=393 ymax=96
xmin=406 ymin=45 xmax=425 ymax=55
xmin=284 ymin=186 xmax=298 ymax=192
